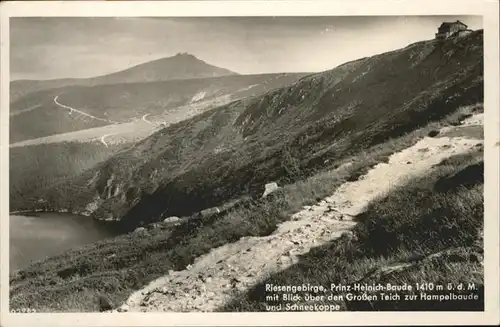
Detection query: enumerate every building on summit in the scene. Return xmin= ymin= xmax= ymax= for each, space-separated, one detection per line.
xmin=435 ymin=20 xmax=473 ymax=40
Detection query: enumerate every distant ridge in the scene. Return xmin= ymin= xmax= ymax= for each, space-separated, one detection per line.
xmin=10 ymin=53 xmax=238 ymax=101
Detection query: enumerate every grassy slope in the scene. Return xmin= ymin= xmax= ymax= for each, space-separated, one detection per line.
xmin=10 ymin=73 xmax=306 ymax=143
xmin=222 ymin=147 xmax=484 ymax=311
xmin=9 ymin=87 xmax=110 ymax=143
xmin=10 ymin=31 xmax=484 ymax=311
xmin=30 ymin=31 xmax=484 ymax=231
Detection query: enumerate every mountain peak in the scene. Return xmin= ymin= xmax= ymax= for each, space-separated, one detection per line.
xmin=105 ymin=52 xmax=237 ymax=82
xmin=10 ymin=52 xmax=238 ymax=100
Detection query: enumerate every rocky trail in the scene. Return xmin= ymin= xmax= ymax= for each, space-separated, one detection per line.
xmin=115 ymin=117 xmax=483 ymax=313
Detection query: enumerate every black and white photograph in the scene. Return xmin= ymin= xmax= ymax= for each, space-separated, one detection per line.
xmin=1 ymin=1 xmax=499 ymax=326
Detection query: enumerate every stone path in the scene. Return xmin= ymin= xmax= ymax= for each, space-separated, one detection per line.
xmin=116 ymin=118 xmax=483 ymax=312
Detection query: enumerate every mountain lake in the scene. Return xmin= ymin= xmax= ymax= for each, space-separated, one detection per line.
xmin=9 ymin=212 xmax=119 ymax=273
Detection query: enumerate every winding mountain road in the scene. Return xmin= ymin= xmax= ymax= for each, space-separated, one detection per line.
xmin=142 ymin=113 xmax=154 ymax=125
xmin=142 ymin=113 xmax=166 ymax=127
xmin=53 ymin=95 xmax=124 ymax=147
xmin=54 ymin=95 xmax=116 ymax=124
xmin=10 ymin=104 xmax=160 ymax=148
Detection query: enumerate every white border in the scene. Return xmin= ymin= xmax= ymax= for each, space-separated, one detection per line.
xmin=1 ymin=1 xmax=499 ymax=326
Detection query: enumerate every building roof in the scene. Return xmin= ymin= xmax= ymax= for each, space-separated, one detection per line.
xmin=439 ymin=20 xmax=468 ymax=29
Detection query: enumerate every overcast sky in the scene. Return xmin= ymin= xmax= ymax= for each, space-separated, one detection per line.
xmin=10 ymin=16 xmax=482 ymax=81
